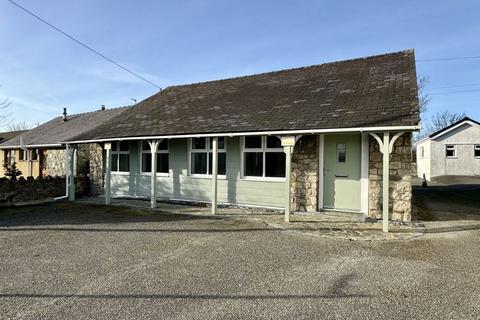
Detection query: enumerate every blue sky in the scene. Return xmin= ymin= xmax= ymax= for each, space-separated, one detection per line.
xmin=0 ymin=0 xmax=479 ymax=128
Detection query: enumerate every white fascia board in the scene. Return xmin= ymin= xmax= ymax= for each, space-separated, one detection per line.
xmin=64 ymin=125 xmax=420 ymax=144
xmin=430 ymin=120 xmax=479 ymax=140
xmin=0 ymin=143 xmax=62 ymax=149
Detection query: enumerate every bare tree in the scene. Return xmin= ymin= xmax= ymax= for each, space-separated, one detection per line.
xmin=424 ymin=110 xmax=466 ymax=135
xmin=417 ymin=75 xmax=430 ymax=116
xmin=6 ymin=121 xmax=32 ymax=131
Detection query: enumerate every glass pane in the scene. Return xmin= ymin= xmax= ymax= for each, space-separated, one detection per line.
xmin=192 ymin=138 xmax=206 ymax=150
xmin=19 ymin=150 xmax=25 ymax=161
xmin=142 ymin=140 xmax=149 ymax=151
xmin=112 ymin=154 xmax=118 ymax=171
xmin=191 ymin=152 xmax=207 ymax=174
xmin=245 ymin=136 xmax=262 ymax=149
xmin=32 ymin=149 xmax=38 ymax=161
xmin=119 ymin=154 xmax=129 ymax=172
xmin=265 ymin=152 xmax=286 ymax=177
xmin=157 ymin=153 xmax=169 ymax=173
xmin=209 ymin=137 xmax=225 ymax=150
xmin=119 ymin=141 xmax=129 ymax=151
xmin=142 ymin=153 xmax=151 ymax=172
xmin=158 ymin=139 xmax=169 ymax=150
xmin=337 ymin=144 xmax=346 ymax=163
xmin=244 ymin=152 xmax=263 ymax=176
xmin=208 ymin=153 xmax=226 ymax=175
xmin=266 ymin=136 xmax=282 ymax=148
xmin=475 ymin=147 xmax=480 ymax=157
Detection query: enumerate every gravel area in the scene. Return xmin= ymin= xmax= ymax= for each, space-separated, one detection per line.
xmin=0 ymin=202 xmax=479 ymax=319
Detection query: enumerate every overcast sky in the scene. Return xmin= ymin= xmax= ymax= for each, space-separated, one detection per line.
xmin=1 ymin=0 xmax=479 ymax=128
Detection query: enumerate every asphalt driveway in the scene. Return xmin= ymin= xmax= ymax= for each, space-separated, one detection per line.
xmin=1 ymin=202 xmax=479 ymax=319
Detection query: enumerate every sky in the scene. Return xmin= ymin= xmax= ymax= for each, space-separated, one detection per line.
xmin=0 ymin=0 xmax=479 ymax=129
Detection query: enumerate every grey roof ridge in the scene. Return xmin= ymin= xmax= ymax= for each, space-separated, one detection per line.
xmin=161 ymin=49 xmax=416 ymax=91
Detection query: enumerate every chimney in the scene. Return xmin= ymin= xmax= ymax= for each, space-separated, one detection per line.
xmin=101 ymin=105 xmax=106 ymax=111
xmin=63 ymin=107 xmax=68 ymax=121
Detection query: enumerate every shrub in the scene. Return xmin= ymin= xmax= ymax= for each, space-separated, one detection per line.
xmin=3 ymin=162 xmax=22 ymax=181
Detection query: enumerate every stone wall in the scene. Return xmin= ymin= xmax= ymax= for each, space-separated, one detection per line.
xmin=0 ymin=176 xmax=88 ymax=204
xmin=88 ymin=143 xmax=104 ymax=195
xmin=368 ymin=133 xmax=413 ymax=221
xmin=42 ymin=149 xmax=66 ymax=177
xmin=291 ymin=135 xmax=319 ymax=212
xmin=41 ymin=144 xmax=104 ymax=196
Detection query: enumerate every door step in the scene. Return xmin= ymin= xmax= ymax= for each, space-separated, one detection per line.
xmin=295 ymin=210 xmax=366 ymax=222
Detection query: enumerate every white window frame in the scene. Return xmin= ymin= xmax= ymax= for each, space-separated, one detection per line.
xmin=188 ymin=137 xmax=226 ymax=178
xmin=445 ymin=144 xmax=456 ymax=158
xmin=419 ymin=146 xmax=425 ymax=159
xmin=111 ymin=141 xmax=130 ymax=174
xmin=475 ymin=145 xmax=480 ymax=158
xmin=139 ymin=140 xmax=170 ymax=176
xmin=240 ymin=136 xmax=285 ymax=182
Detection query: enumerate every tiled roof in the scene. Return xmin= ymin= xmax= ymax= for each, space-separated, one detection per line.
xmin=0 ymin=130 xmax=27 ymax=144
xmin=71 ymin=49 xmax=420 ymax=141
xmin=0 ymin=107 xmax=129 ymax=148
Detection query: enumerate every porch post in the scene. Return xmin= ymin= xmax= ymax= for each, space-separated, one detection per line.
xmin=283 ymin=145 xmax=293 ymax=222
xmin=211 ymin=137 xmax=218 ymax=214
xmin=369 ymin=131 xmax=405 ymax=233
xmin=148 ymin=140 xmax=160 ymax=209
xmin=382 ymin=132 xmax=390 ymax=233
xmin=67 ymin=144 xmax=77 ymax=201
xmin=104 ymin=142 xmax=112 ymax=205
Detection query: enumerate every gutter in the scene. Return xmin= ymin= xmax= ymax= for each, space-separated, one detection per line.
xmin=64 ymin=125 xmax=421 ymax=144
xmin=0 ymin=143 xmax=62 ymax=150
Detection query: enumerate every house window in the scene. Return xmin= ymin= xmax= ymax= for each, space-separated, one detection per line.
xmin=4 ymin=150 xmax=14 ymax=164
xmin=337 ymin=144 xmax=346 ymax=163
xmin=242 ymin=136 xmax=285 ymax=179
xmin=30 ymin=149 xmax=38 ymax=161
xmin=445 ymin=145 xmax=456 ymax=158
xmin=189 ymin=137 xmax=226 ymax=176
xmin=19 ymin=149 xmax=27 ymax=161
xmin=140 ymin=140 xmax=169 ymax=174
xmin=111 ymin=141 xmax=130 ymax=172
xmin=475 ymin=145 xmax=480 ymax=158
xmin=419 ymin=146 xmax=425 ymax=159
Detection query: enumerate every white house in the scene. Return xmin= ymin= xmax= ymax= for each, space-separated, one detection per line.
xmin=417 ymin=117 xmax=480 ymax=181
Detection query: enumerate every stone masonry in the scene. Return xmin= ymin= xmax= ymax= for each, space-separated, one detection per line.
xmin=42 ymin=144 xmax=104 ymax=196
xmin=368 ymin=133 xmax=413 ymax=222
xmin=291 ymin=135 xmax=319 ymax=212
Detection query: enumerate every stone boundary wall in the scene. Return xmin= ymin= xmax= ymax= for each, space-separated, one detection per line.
xmin=0 ymin=176 xmax=88 ymax=204
xmin=291 ymin=135 xmax=319 ymax=212
xmin=368 ymin=133 xmax=413 ymax=221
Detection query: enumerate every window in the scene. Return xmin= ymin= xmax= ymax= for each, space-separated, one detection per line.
xmin=419 ymin=146 xmax=425 ymax=159
xmin=475 ymin=145 xmax=480 ymax=158
xmin=189 ymin=137 xmax=226 ymax=176
xmin=337 ymin=144 xmax=346 ymax=163
xmin=141 ymin=140 xmax=169 ymax=174
xmin=111 ymin=141 xmax=130 ymax=172
xmin=242 ymin=136 xmax=285 ymax=179
xmin=19 ymin=149 xmax=27 ymax=161
xmin=445 ymin=145 xmax=456 ymax=158
xmin=30 ymin=149 xmax=38 ymax=161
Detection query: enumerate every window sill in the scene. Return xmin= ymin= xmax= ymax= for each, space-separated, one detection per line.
xmin=188 ymin=174 xmax=227 ymax=180
xmin=138 ymin=172 xmax=170 ymax=177
xmin=111 ymin=171 xmax=131 ymax=175
xmin=446 ymin=157 xmax=458 ymax=159
xmin=240 ymin=176 xmax=286 ymax=182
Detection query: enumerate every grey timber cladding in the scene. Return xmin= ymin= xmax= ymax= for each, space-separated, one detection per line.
xmin=68 ymin=50 xmax=420 ymax=142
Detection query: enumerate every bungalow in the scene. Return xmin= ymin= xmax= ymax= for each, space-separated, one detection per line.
xmin=417 ymin=117 xmax=480 ymax=180
xmin=0 ymin=106 xmax=128 ymax=192
xmin=65 ymin=50 xmax=420 ymax=232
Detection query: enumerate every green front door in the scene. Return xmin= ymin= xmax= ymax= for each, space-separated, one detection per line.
xmin=323 ymin=134 xmax=361 ymax=211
